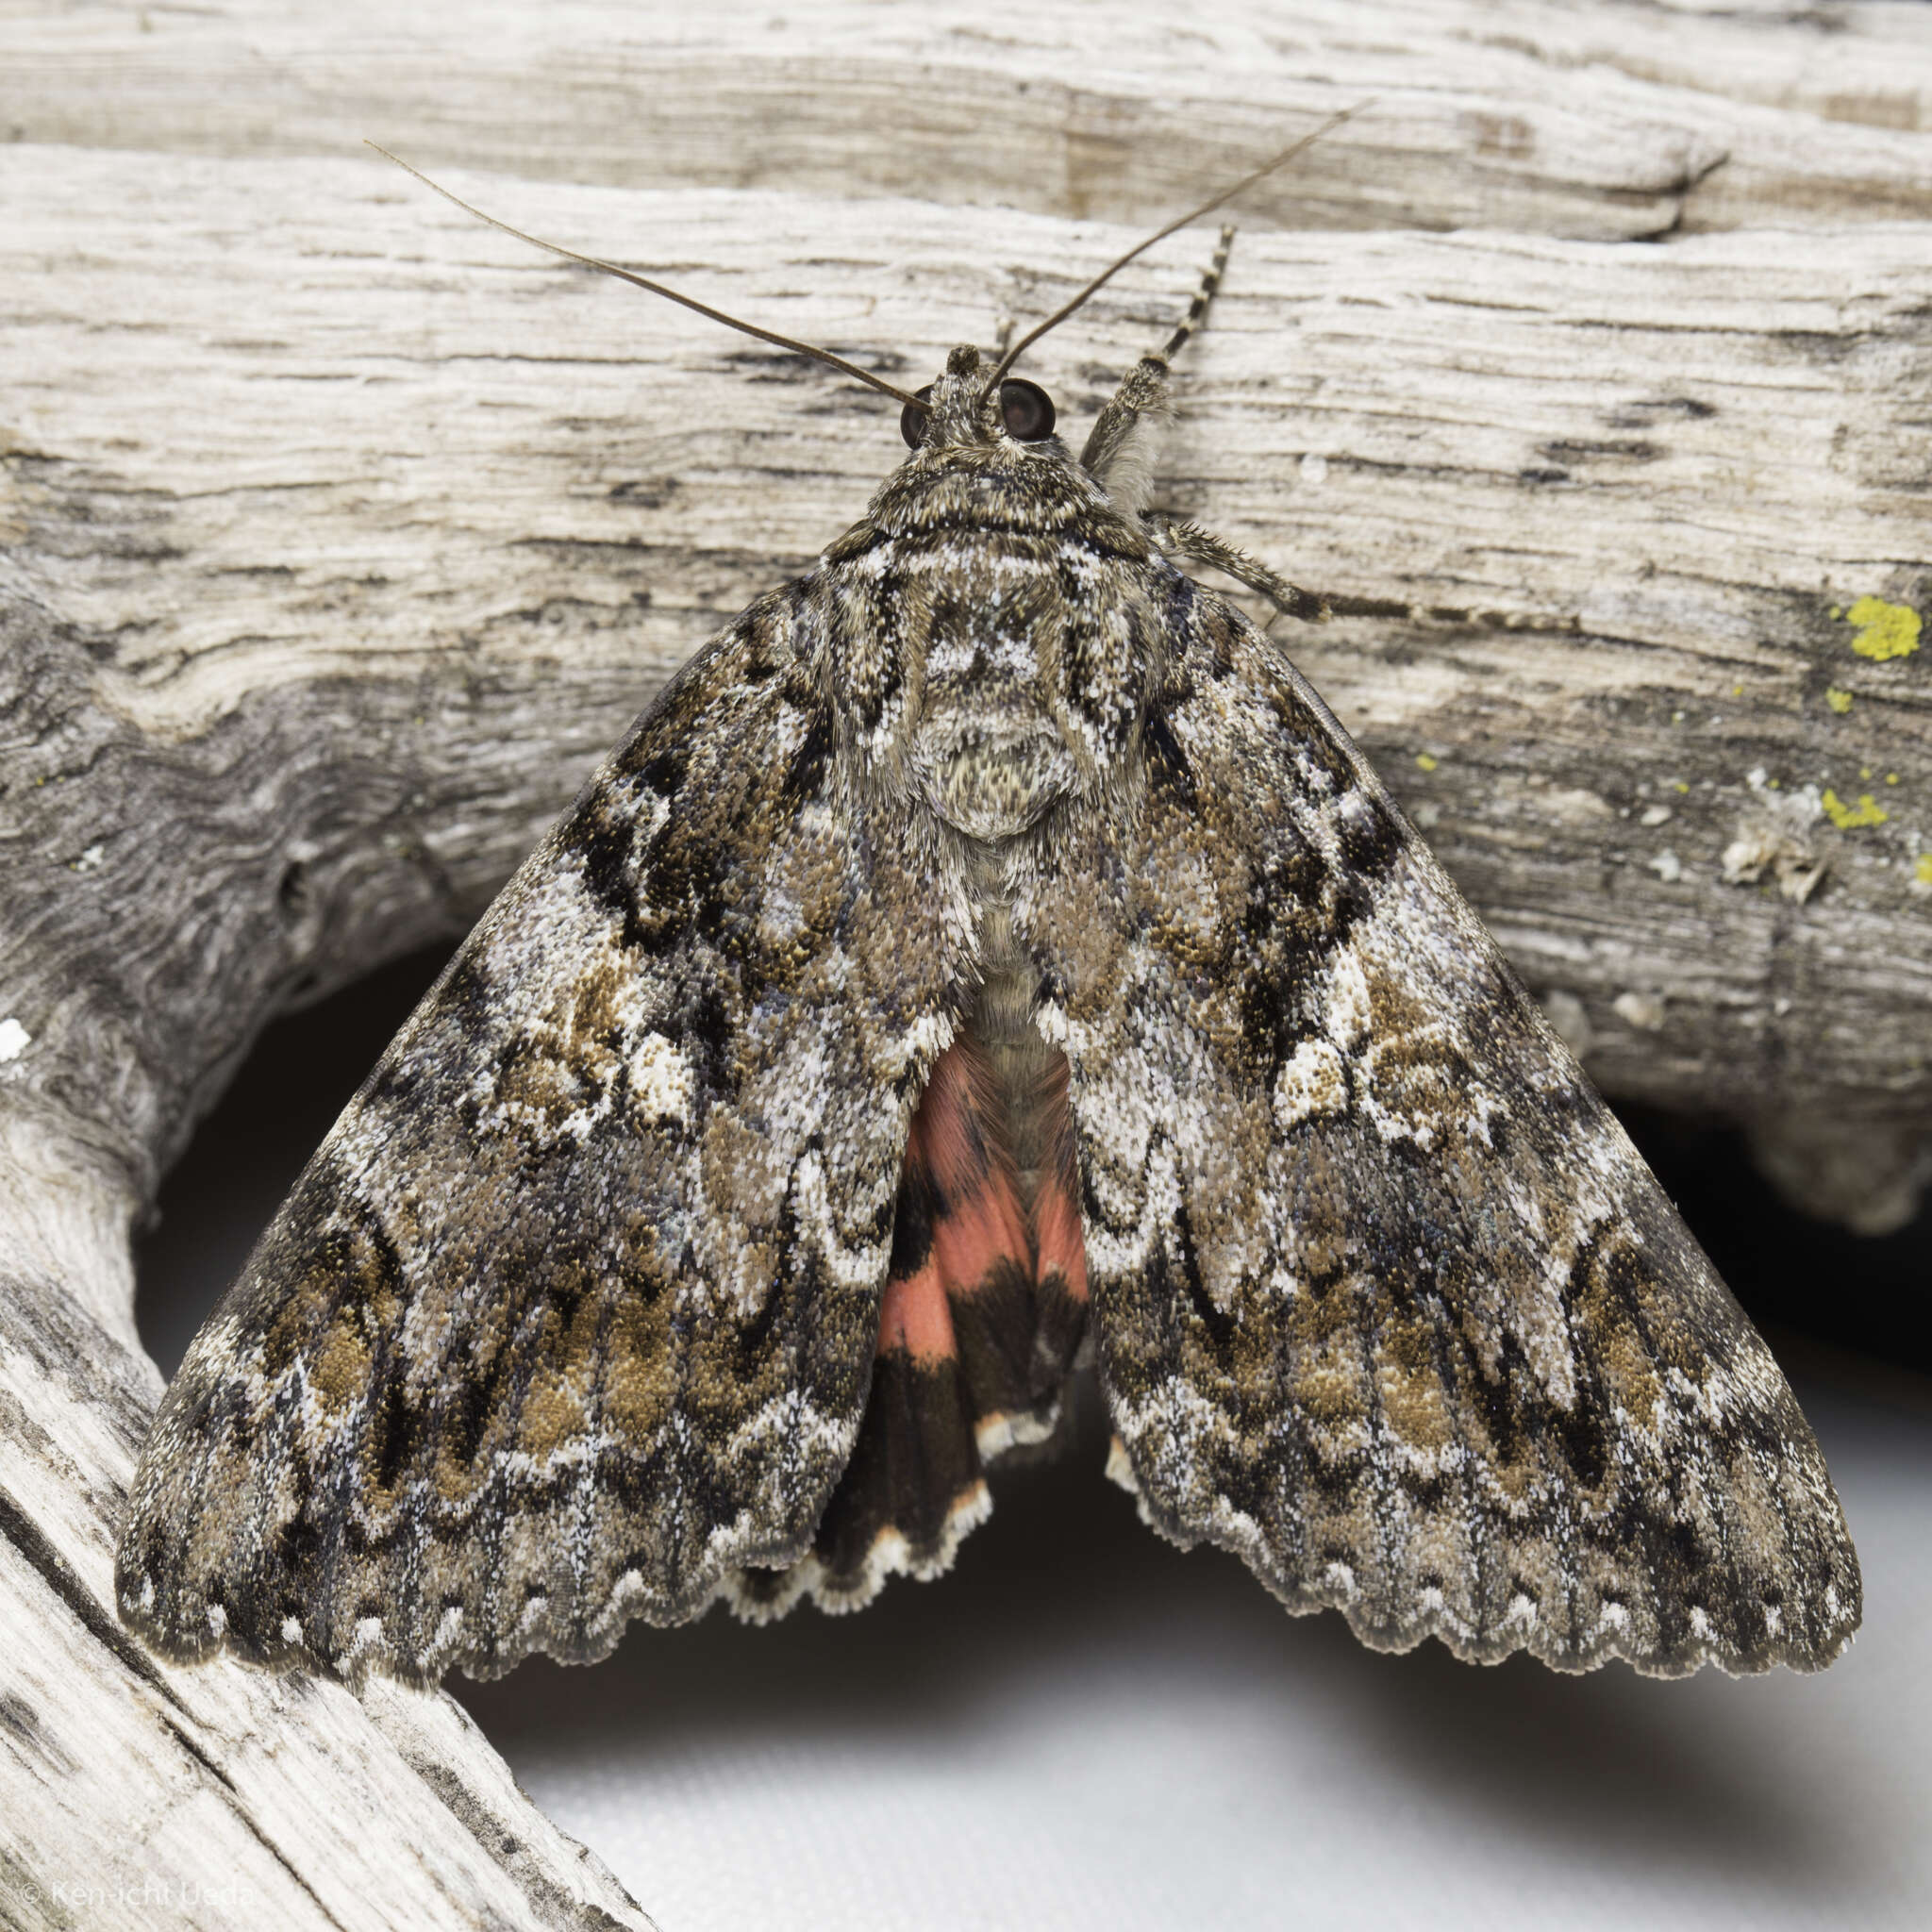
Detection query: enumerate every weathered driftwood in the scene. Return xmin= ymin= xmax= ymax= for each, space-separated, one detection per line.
xmin=3 ymin=4 xmax=1930 ymax=1927
xmin=7 ymin=0 xmax=1932 ymax=239
xmin=8 ymin=152 xmax=1929 ymax=1184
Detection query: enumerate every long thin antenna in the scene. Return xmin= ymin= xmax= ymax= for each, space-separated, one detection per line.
xmin=366 ymin=143 xmax=923 ymax=409
xmin=980 ymin=102 xmax=1371 ymax=397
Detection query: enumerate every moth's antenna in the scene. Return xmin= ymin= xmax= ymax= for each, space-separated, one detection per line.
xmin=367 ymin=143 xmax=924 ymax=409
xmin=979 ymin=102 xmax=1371 ymax=398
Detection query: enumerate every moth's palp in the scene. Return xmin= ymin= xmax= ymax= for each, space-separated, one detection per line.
xmin=979 ymin=100 xmax=1372 ymax=399
xmin=367 ymin=142 xmax=924 ymax=409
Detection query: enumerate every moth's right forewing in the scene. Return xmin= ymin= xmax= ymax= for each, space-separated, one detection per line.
xmin=117 ymin=591 xmax=970 ymax=1684
xmin=1022 ymin=589 xmax=1860 ymax=1677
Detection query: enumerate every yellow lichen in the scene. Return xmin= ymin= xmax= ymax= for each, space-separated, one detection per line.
xmin=1917 ymin=854 xmax=1932 ymax=886
xmin=1825 ymin=688 xmax=1854 ymax=714
xmin=1843 ymin=595 xmax=1921 ymax=662
xmin=1415 ymin=752 xmax=1439 ymax=772
xmin=1821 ymin=789 xmax=1889 ymax=830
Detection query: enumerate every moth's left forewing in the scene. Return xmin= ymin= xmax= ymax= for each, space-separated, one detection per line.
xmin=118 ymin=591 xmax=970 ymax=1682
xmin=1023 ymin=591 xmax=1861 ymax=1676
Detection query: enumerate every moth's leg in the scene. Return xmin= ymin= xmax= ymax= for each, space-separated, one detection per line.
xmin=1145 ymin=512 xmax=1330 ymax=625
xmin=1080 ymin=223 xmax=1235 ymax=516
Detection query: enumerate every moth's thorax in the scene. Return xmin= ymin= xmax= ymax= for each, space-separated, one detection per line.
xmin=821 ymin=429 xmax=1165 ymax=844
xmin=908 ymin=625 xmax=1078 ymax=841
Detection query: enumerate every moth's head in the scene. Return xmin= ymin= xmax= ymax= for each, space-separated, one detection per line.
xmin=898 ymin=344 xmax=1059 ymax=458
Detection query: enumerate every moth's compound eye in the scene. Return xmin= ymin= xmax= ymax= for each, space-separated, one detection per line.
xmin=1000 ymin=379 xmax=1056 ymax=441
xmin=899 ymin=384 xmax=936 ymax=450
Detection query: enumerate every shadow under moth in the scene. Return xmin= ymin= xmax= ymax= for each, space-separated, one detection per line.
xmin=118 ymin=128 xmax=1861 ymax=1689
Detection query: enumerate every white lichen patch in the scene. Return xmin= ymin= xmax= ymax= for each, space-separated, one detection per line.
xmin=1722 ymin=767 xmax=1828 ymax=900
xmin=1612 ymin=991 xmax=1665 ymax=1033
xmin=0 ymin=1017 xmax=30 ymax=1063
xmin=1722 ymin=831 xmax=1824 ymax=902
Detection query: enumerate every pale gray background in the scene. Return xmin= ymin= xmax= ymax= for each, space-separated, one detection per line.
xmin=137 ymin=955 xmax=1932 ymax=1932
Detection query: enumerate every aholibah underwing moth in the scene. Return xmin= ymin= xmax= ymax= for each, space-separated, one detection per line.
xmin=119 ymin=123 xmax=1860 ymax=1687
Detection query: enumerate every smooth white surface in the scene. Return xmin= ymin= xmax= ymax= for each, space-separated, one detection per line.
xmin=459 ymin=1379 xmax=1930 ymax=1932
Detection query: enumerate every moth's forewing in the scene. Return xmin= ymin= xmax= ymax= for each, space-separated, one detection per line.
xmin=1022 ymin=595 xmax=1859 ymax=1675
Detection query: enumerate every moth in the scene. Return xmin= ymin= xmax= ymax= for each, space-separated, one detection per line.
xmin=118 ymin=130 xmax=1860 ymax=1688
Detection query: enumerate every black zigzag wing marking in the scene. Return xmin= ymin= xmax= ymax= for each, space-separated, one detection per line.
xmin=115 ymin=591 xmax=972 ymax=1685
xmin=1017 ymin=591 xmax=1861 ymax=1677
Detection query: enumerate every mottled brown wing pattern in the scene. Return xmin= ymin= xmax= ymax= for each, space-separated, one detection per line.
xmin=1019 ymin=587 xmax=1860 ymax=1676
xmin=118 ymin=324 xmax=1861 ymax=1690
xmin=117 ymin=590 xmax=973 ymax=1683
